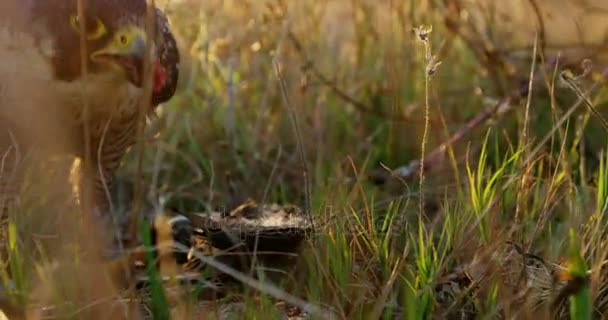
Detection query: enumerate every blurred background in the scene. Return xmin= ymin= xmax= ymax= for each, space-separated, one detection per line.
xmin=142 ymin=0 xmax=608 ymax=211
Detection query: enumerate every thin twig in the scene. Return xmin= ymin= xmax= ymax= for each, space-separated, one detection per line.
xmin=368 ymin=242 xmax=410 ymax=319
xmin=262 ymin=145 xmax=283 ymax=204
xmin=415 ymin=24 xmax=437 ymax=216
xmin=515 ymin=32 xmax=538 ymax=222
xmin=130 ymin=1 xmax=158 ymax=240
xmin=126 ymin=4 xmax=157 ymax=317
xmin=560 ymin=70 xmax=608 ymax=133
xmin=272 ymin=58 xmax=314 ymax=230
xmin=76 ymin=0 xmax=93 ymax=219
xmin=226 ymin=56 xmax=237 ymax=152
xmin=442 ymin=0 xmax=510 ymax=95
xmin=286 ymin=30 xmax=412 ymax=123
xmin=526 ymin=0 xmax=546 ymax=57
xmin=521 ymin=33 xmax=539 ymax=150
xmin=175 ymin=243 xmax=335 ymax=319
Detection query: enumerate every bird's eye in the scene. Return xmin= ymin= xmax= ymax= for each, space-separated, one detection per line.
xmin=69 ymin=14 xmax=107 ymax=40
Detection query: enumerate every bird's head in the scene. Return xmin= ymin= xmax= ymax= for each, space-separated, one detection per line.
xmin=31 ymin=0 xmax=179 ymax=106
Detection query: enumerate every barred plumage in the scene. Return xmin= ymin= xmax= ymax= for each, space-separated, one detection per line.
xmin=434 ymin=271 xmax=478 ymax=320
xmin=498 ymin=243 xmax=559 ymax=306
xmin=88 ymin=110 xmax=140 ymax=212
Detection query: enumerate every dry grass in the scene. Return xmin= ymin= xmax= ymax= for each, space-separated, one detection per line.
xmin=3 ymin=0 xmax=608 ymax=319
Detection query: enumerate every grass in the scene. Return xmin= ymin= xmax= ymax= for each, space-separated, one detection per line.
xmin=3 ymin=0 xmax=608 ymax=319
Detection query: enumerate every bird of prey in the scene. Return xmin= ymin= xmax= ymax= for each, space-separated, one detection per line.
xmin=0 ymin=0 xmax=179 ymax=237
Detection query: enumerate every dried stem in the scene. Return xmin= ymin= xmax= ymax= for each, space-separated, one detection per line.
xmin=560 ymin=70 xmax=608 ymax=133
xmin=515 ymin=33 xmax=539 ymax=222
xmin=129 ymin=1 xmax=158 ymax=240
xmin=76 ymin=0 xmax=93 ymax=221
xmin=273 ymin=58 xmax=314 ymax=230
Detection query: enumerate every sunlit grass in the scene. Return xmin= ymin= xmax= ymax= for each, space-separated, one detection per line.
xmin=2 ymin=0 xmax=608 ymax=319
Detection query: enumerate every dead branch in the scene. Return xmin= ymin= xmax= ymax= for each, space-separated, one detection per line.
xmin=369 ymin=78 xmax=533 ymax=184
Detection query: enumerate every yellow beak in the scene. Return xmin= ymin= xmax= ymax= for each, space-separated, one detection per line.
xmin=91 ymin=26 xmax=147 ymax=61
xmin=90 ymin=26 xmax=149 ymax=86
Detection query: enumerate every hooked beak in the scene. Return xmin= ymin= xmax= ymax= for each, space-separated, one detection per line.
xmin=91 ymin=27 xmax=147 ymax=87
